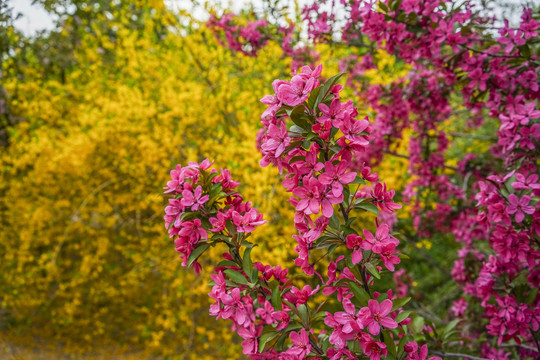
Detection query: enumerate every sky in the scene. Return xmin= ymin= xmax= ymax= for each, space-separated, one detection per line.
xmin=9 ymin=0 xmax=57 ymax=36
xmin=8 ymin=0 xmax=531 ymax=37
xmin=8 ymin=0 xmax=306 ymax=36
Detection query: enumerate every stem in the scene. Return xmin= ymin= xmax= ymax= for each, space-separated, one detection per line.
xmin=309 ymin=338 xmax=324 ymax=355
xmin=432 ymin=351 xmax=490 ymax=360
xmin=447 ymin=132 xmax=497 ymax=141
xmin=531 ymin=326 xmax=540 ymax=354
xmin=360 ymin=266 xmax=372 ymax=297
xmin=499 ymin=343 xmax=538 ymax=353
xmin=384 ymin=150 xmax=458 ymax=171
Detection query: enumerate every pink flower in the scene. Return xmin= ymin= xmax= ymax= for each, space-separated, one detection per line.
xmin=272 ymin=311 xmax=290 ymax=330
xmin=262 ymin=122 xmax=290 ymax=158
xmin=291 ymin=284 xmax=319 ymax=305
xmin=256 ymin=301 xmax=276 ymax=325
xmin=346 ymin=234 xmax=371 ymax=264
xmin=319 ymin=160 xmax=357 ymax=197
xmin=238 ymin=326 xmax=261 ymax=355
xmin=512 ymin=173 xmax=540 ymax=190
xmin=361 ymin=339 xmax=387 ymax=360
xmin=209 ymin=211 xmax=228 ymax=232
xmin=261 ymin=79 xmax=288 ymax=119
xmin=318 ymin=98 xmax=346 ymax=128
xmin=363 ymin=224 xmax=397 ymax=250
xmin=377 ymin=242 xmax=401 ymax=272
xmin=288 ymin=329 xmax=312 ymax=358
xmin=277 ymin=75 xmax=316 ymax=106
xmin=292 ymin=175 xmax=342 ymax=217
xmin=371 ymin=183 xmax=402 ymax=213
xmin=232 ymin=208 xmax=267 ymax=233
xmin=181 ymin=185 xmax=209 ymax=211
xmin=506 ymin=194 xmax=535 ymax=223
xmin=359 ymin=299 xmax=398 ymax=335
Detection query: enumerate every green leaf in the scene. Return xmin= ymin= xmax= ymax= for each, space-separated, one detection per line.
xmin=340 ymin=224 xmax=356 ymax=236
xmin=365 ymin=263 xmax=381 ymax=279
xmin=216 ymin=259 xmax=238 ymax=268
xmin=382 ymin=330 xmax=397 ymax=357
xmin=258 ymin=328 xmax=279 ymax=353
xmin=271 ymin=283 xmax=282 ymax=311
xmin=307 ymin=86 xmax=322 ymax=111
xmin=443 ymin=318 xmax=461 ymax=338
xmin=526 ymin=287 xmax=539 ymax=304
xmin=349 ymin=282 xmax=370 ymax=307
xmin=180 ymin=211 xmax=199 ymax=221
xmin=355 ymin=202 xmax=380 ymax=215
xmin=329 ymin=126 xmax=339 ymax=139
xmin=224 ymin=269 xmax=248 ymax=285
xmin=289 ymin=125 xmax=305 ymax=134
xmin=518 ymin=44 xmax=531 ymax=58
xmin=186 ymin=243 xmax=210 ymax=267
xmin=394 ymin=310 xmax=412 ymax=324
xmin=350 ymin=176 xmax=366 ymax=184
xmin=314 ymin=73 xmax=345 ymax=110
xmin=243 ymin=247 xmax=254 ymax=282
xmin=328 ymin=243 xmax=339 ymax=255
xmin=289 ymin=105 xmax=311 ymax=130
xmin=410 ymin=316 xmax=425 ymax=334
xmin=391 ymin=297 xmax=411 ymax=311
xmin=328 ymin=212 xmax=340 ymax=230
xmin=297 ymin=304 xmax=309 ymax=325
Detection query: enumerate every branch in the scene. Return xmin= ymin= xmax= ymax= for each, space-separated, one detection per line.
xmin=447 ymin=132 xmax=497 ymax=141
xmin=432 ymin=351 xmax=490 ymax=360
xmin=499 ymin=343 xmax=538 ymax=353
xmin=384 ymin=151 xmax=458 ymax=171
xmin=309 ymin=338 xmax=324 ymax=355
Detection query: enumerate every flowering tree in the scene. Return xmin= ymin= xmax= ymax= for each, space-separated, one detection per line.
xmin=163 ymin=65 xmax=454 ymax=359
xmin=167 ymin=0 xmax=540 ymax=358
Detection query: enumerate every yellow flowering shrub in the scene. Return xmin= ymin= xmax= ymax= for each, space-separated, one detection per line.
xmin=0 ymin=2 xmax=411 ymax=358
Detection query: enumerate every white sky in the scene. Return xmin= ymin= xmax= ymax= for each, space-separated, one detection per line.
xmin=9 ymin=0 xmax=56 ymax=36
xmin=8 ymin=0 xmax=530 ymax=37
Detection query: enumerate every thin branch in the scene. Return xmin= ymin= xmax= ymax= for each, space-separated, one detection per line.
xmin=499 ymin=343 xmax=538 ymax=352
xmin=447 ymin=132 xmax=497 ymax=141
xmin=309 ymin=338 xmax=324 ymax=355
xmin=384 ymin=151 xmax=458 ymax=171
xmin=432 ymin=351 xmax=490 ymax=360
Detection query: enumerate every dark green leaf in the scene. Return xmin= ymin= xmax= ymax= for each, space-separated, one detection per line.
xmin=382 ymin=330 xmax=397 ymax=357
xmin=328 ymin=212 xmax=340 ymax=230
xmin=216 ymin=259 xmax=238 ymax=268
xmin=243 ymin=247 xmax=254 ymax=282
xmin=224 ymin=269 xmax=248 ymax=285
xmin=391 ymin=297 xmax=411 ymax=311
xmin=355 ymin=202 xmax=380 ymax=215
xmin=395 ymin=310 xmax=412 ymax=324
xmin=365 ymin=263 xmax=381 ymax=279
xmin=349 ymin=281 xmax=370 ymax=307
xmin=187 ymin=243 xmax=210 ymax=267
xmin=350 ymin=176 xmax=366 ymax=185
xmin=314 ymin=73 xmax=345 ymax=110
xmin=271 ymin=283 xmax=282 ymax=311
xmin=307 ymin=86 xmax=322 ymax=111
xmin=258 ymin=329 xmax=279 ymax=353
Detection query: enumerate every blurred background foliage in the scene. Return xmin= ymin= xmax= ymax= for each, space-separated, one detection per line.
xmin=0 ymin=0 xmax=467 ymax=358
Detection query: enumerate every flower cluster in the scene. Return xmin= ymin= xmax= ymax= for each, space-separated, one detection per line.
xmin=164 ymin=66 xmax=441 ymax=359
xmin=207 ymin=0 xmax=540 ymax=356
xmin=208 ymin=14 xmax=269 ymax=57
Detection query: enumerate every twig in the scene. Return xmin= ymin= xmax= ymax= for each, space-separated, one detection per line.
xmin=499 ymin=343 xmax=538 ymax=352
xmin=432 ymin=351 xmax=490 ymax=360
xmin=447 ymin=132 xmax=497 ymax=141
xmin=384 ymin=151 xmax=458 ymax=171
xmin=309 ymin=338 xmax=324 ymax=355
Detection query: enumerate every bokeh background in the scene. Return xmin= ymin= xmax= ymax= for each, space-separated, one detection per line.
xmin=0 ymin=0 xmax=525 ymax=358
